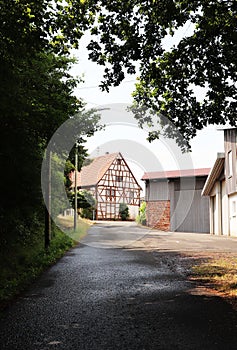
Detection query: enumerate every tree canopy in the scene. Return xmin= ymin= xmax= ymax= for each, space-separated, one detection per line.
xmin=0 ymin=0 xmax=100 ymax=248
xmin=3 ymin=1 xmax=236 ymax=151
xmin=59 ymin=0 xmax=237 ymax=149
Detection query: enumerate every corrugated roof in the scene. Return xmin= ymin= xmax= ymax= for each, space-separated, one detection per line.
xmin=142 ymin=168 xmax=211 ymax=181
xmin=217 ymin=125 xmax=237 ymax=130
xmin=70 ymin=152 xmax=121 ymax=188
xmin=202 ymin=153 xmax=225 ymax=196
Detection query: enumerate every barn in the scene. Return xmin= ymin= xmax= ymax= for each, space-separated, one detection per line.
xmin=142 ymin=168 xmax=210 ymax=233
xmin=71 ymin=152 xmax=141 ymax=220
xmin=202 ymin=127 xmax=237 ymax=236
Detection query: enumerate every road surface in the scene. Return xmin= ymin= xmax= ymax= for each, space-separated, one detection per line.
xmin=1 ymin=222 xmax=237 ymax=349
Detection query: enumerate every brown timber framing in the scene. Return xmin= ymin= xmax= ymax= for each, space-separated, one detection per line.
xmin=74 ymin=152 xmax=141 ymax=220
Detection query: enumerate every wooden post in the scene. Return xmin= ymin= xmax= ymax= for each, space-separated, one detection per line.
xmin=74 ymin=142 xmax=78 ymax=231
xmin=95 ymin=184 xmax=98 ymax=220
xmin=45 ymin=148 xmax=51 ymax=249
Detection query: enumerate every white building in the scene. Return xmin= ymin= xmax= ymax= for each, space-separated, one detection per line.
xmin=202 ymin=128 xmax=237 ymax=236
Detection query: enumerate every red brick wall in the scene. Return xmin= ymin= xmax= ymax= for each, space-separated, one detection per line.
xmin=146 ymin=201 xmax=170 ymax=231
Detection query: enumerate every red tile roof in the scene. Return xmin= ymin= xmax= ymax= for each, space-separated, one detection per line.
xmin=70 ymin=152 xmax=121 ymax=188
xmin=142 ymin=168 xmax=211 ymax=180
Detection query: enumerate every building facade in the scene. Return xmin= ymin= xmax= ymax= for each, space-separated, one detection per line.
xmin=202 ymin=128 xmax=237 ymax=236
xmin=143 ymin=169 xmax=210 ymax=233
xmin=71 ymin=152 xmax=141 ymax=220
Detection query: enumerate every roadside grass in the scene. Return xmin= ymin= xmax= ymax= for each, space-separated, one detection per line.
xmin=191 ymin=254 xmax=237 ymax=297
xmin=0 ymin=228 xmax=73 ymax=307
xmin=56 ymin=215 xmax=93 ymax=242
xmin=0 ymin=217 xmax=91 ymax=309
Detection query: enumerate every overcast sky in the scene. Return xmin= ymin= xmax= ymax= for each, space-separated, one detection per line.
xmin=69 ymin=28 xmax=224 ymax=182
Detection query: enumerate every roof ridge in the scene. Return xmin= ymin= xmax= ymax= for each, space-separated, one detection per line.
xmin=76 ymin=152 xmax=122 ymax=187
xmin=142 ymin=168 xmax=211 ymax=180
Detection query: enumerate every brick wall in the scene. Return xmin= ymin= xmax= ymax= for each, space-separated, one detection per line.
xmin=146 ymin=200 xmax=170 ymax=231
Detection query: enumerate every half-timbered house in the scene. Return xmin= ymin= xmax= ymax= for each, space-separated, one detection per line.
xmin=71 ymin=152 xmax=141 ymax=220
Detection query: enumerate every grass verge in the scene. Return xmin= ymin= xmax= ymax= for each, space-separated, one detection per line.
xmin=0 ymin=217 xmax=91 ymax=310
xmin=191 ymin=253 xmax=237 ymax=298
xmin=56 ymin=215 xmax=93 ymax=242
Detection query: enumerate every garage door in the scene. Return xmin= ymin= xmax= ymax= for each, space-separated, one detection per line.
xmin=171 ymin=189 xmax=210 ymax=233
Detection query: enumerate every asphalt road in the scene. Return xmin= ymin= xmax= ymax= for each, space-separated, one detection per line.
xmin=1 ymin=223 xmax=237 ymax=349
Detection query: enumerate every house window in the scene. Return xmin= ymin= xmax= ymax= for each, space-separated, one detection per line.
xmin=128 ymin=191 xmax=134 ymax=203
xmin=106 ymin=188 xmax=116 ymax=201
xmin=117 ymin=159 xmax=122 ymax=165
xmin=115 ymin=175 xmax=123 ymax=182
xmin=228 ymin=151 xmax=233 ymax=177
xmin=232 ymin=201 xmax=236 ymax=217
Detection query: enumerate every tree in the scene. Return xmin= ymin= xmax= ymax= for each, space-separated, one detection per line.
xmin=69 ymin=190 xmax=96 ymax=220
xmin=0 ymin=1 xmax=101 ymax=249
xmin=67 ymin=141 xmax=92 ymax=173
xmin=80 ymin=190 xmax=96 ymax=220
xmin=5 ymin=2 xmax=236 ymax=151
xmin=58 ymin=0 xmax=237 ymax=149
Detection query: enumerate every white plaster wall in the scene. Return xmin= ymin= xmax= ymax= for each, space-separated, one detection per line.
xmin=229 ymin=193 xmax=237 ymax=236
xmin=213 ymin=193 xmax=218 ymax=235
xmin=211 ymin=182 xmax=222 ymax=235
xmin=221 ymin=180 xmax=229 ymax=235
xmin=128 ymin=205 xmax=139 ymax=220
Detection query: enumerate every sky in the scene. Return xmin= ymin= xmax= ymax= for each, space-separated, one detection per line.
xmin=68 ymin=28 xmax=225 ymax=189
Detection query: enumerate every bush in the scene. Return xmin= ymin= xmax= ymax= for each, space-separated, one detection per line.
xmin=81 ymin=207 xmax=95 ymax=220
xmin=136 ymin=201 xmax=146 ymax=225
xmin=119 ymin=203 xmax=129 ymax=221
xmin=69 ymin=189 xmax=96 ymax=219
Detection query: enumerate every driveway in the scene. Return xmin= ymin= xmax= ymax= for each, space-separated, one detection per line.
xmin=1 ymin=222 xmax=237 ymax=349
xmin=82 ymin=221 xmax=237 ymax=252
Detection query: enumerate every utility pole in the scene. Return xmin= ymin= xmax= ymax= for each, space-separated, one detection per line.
xmin=45 ymin=148 xmax=51 ymax=249
xmin=74 ymin=141 xmax=78 ymax=231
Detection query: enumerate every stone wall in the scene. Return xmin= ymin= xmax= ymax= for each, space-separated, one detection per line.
xmin=146 ymin=200 xmax=170 ymax=231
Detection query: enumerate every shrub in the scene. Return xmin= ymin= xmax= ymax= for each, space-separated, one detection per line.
xmin=136 ymin=201 xmax=146 ymax=225
xmin=81 ymin=207 xmax=95 ymax=220
xmin=119 ymin=203 xmax=129 ymax=221
xmin=69 ymin=189 xmax=96 ymax=219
